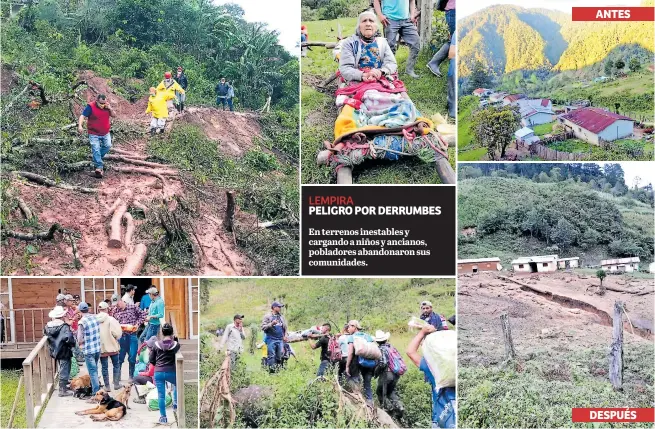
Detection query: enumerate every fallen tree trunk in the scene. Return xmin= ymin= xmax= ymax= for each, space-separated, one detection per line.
xmin=108 ymin=190 xmax=133 ymax=248
xmin=132 ymin=200 xmax=148 ymax=215
xmin=302 ymin=41 xmax=337 ymax=48
xmin=1 ymin=223 xmax=62 ymax=241
xmin=110 ymin=165 xmax=177 ymax=177
xmin=1 ymin=84 xmax=30 ymax=115
xmin=29 ymin=81 xmax=49 ymax=105
xmin=16 ymin=197 xmax=33 ymax=220
xmin=123 ymin=212 xmax=135 ymax=252
xmin=103 ymin=154 xmax=172 ymax=169
xmin=14 ymin=171 xmax=97 ymax=194
xmin=120 ymin=243 xmax=148 ymax=276
xmin=110 ymin=147 xmax=150 ymax=160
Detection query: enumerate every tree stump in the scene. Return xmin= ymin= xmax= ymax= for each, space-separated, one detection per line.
xmin=224 ymin=191 xmax=236 ymax=232
xmin=610 ymin=300 xmax=623 ymax=390
xmin=500 ymin=312 xmax=516 ymax=361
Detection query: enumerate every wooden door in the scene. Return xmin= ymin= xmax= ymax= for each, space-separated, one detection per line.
xmin=188 ymin=278 xmax=199 ymax=339
xmin=162 ymin=278 xmax=188 ymax=339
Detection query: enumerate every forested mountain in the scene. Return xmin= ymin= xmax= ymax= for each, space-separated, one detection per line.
xmin=458 ymin=3 xmax=654 ymax=78
xmin=458 ymin=164 xmax=654 ymax=265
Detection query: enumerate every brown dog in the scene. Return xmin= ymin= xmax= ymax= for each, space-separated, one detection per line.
xmin=70 ymin=375 xmax=92 ymax=398
xmin=114 ymin=383 xmax=133 ymax=409
xmin=75 ymin=392 xmax=126 ymax=421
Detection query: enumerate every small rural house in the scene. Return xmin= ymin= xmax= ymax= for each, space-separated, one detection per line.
xmin=458 ymin=257 xmax=502 ymax=274
xmin=473 ymin=88 xmax=492 ymax=97
xmin=557 ymin=257 xmax=580 ymax=269
xmin=502 ymin=94 xmax=526 ymax=105
xmin=517 ymin=98 xmax=554 ymax=127
xmin=558 ymin=107 xmax=634 ymax=145
xmin=489 ymin=92 xmax=508 ymax=104
xmin=0 ymin=277 xmax=199 ymax=359
xmin=515 ymin=127 xmax=540 ymax=146
xmin=512 ymin=255 xmax=559 ymax=273
xmin=600 ymin=257 xmax=640 ymax=273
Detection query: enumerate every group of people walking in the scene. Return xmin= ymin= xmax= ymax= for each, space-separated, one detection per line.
xmin=218 ymin=300 xmax=455 ymax=428
xmin=77 ymin=68 xmax=236 ymax=178
xmin=44 ymin=286 xmax=180 ymax=424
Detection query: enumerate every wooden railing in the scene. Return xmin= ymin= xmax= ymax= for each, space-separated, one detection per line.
xmin=175 ymin=351 xmax=186 ymax=428
xmin=22 ymin=336 xmax=56 ymax=428
xmin=1 ymin=308 xmax=51 ymax=345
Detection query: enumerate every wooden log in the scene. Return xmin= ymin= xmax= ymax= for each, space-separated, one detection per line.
xmin=610 ymin=301 xmax=623 ymax=390
xmin=103 ymin=197 xmax=124 ymax=218
xmin=224 ymin=191 xmax=236 ymax=232
xmin=301 ymin=41 xmax=337 ymax=48
xmin=318 ymin=72 xmax=339 ymax=88
xmin=108 ymin=190 xmax=132 ymax=248
xmin=14 ymin=171 xmax=97 ymax=194
xmin=121 ymin=243 xmax=148 ymax=276
xmin=110 ymin=165 xmax=177 ymax=177
xmin=132 ymin=199 xmax=148 ymax=215
xmin=103 ymin=154 xmax=171 ymax=169
xmin=336 ymin=167 xmax=353 ymax=184
xmin=435 ymin=158 xmax=456 ymax=184
xmin=123 ymin=212 xmax=135 ymax=252
xmin=1 ymin=223 xmax=62 ymax=241
xmin=7 ymin=375 xmax=23 ymax=429
xmin=500 ymin=312 xmax=516 ymax=361
xmin=16 ymin=197 xmax=33 ymax=220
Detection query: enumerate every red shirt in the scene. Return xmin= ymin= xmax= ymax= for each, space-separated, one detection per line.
xmin=82 ymin=102 xmax=111 ymax=136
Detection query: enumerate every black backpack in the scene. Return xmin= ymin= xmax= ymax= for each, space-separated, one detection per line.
xmin=437 ymin=0 xmax=449 ymax=11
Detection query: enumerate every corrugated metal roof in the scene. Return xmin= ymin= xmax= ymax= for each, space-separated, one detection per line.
xmin=560 ymin=107 xmax=634 ymax=134
xmin=541 ymin=98 xmax=550 ymax=107
xmin=458 ymin=258 xmax=501 ymax=263
xmin=600 ymin=257 xmax=640 ymax=265
xmin=504 ymin=94 xmax=525 ymax=103
xmin=517 ymin=99 xmax=553 ymax=117
xmin=514 ymin=127 xmax=534 ymax=138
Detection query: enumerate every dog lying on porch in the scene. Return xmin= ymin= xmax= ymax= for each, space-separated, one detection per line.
xmin=70 ymin=375 xmax=92 ymax=399
xmin=74 ymin=391 xmax=127 ymax=421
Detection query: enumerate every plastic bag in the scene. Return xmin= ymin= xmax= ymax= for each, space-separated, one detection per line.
xmin=408 ymin=316 xmax=429 ymax=329
xmin=147 ymin=387 xmax=172 ymax=410
xmin=70 ymin=355 xmax=79 ymax=378
xmin=353 ymin=336 xmax=381 ymax=360
xmin=422 ymin=330 xmax=456 ymax=389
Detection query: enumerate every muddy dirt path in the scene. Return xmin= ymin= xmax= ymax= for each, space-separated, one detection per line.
xmin=458 ymin=271 xmax=653 ymax=366
xmin=5 ymin=72 xmax=256 ymax=276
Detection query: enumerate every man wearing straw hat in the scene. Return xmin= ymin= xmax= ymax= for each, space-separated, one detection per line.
xmin=45 ymin=305 xmax=76 ymax=397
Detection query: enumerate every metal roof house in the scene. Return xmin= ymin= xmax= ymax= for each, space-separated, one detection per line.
xmin=517 ymin=99 xmax=554 ymax=127
xmin=601 ymin=257 xmax=640 ymax=273
xmin=558 ymin=107 xmax=634 ymax=145
xmin=512 ymin=254 xmax=560 ymax=273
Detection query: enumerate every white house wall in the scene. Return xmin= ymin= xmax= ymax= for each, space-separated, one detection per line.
xmin=598 ymin=120 xmax=633 ymax=141
xmin=562 ymin=118 xmax=600 ymax=145
xmin=523 ymin=113 xmax=553 ymax=127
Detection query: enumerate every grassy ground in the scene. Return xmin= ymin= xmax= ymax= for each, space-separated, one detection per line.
xmin=458 ymin=147 xmax=487 ymax=161
xmin=531 ymin=122 xmax=553 ymax=136
xmin=0 ymin=370 xmax=26 ymax=429
xmin=200 ymin=278 xmax=455 ymax=428
xmin=184 ymin=383 xmax=198 ymax=428
xmin=459 ymin=343 xmax=654 ymax=428
xmin=545 ymin=138 xmax=602 ymax=154
xmin=301 ymin=18 xmax=454 ymax=184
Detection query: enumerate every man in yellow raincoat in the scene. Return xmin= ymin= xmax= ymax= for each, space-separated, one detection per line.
xmin=146 ymin=87 xmax=175 ymax=136
xmin=157 ymin=71 xmax=185 ymax=100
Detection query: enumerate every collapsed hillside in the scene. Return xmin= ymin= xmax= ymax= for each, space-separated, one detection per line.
xmin=458 ymin=271 xmax=654 ymax=428
xmin=1 ymin=71 xmax=298 ymax=276
xmin=458 ymin=177 xmax=654 ymax=265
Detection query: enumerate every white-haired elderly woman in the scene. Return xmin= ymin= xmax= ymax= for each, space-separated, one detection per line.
xmin=339 ymin=10 xmax=398 ymax=84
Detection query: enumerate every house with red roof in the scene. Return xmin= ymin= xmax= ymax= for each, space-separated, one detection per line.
xmin=473 ymin=88 xmax=492 ymax=97
xmin=558 ymin=107 xmax=634 ymax=145
xmin=502 ymin=94 xmax=526 ymax=106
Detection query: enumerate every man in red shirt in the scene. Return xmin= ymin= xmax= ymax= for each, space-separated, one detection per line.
xmin=78 ymin=94 xmax=116 ymax=178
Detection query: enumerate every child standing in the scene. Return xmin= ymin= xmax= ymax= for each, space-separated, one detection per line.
xmin=146 ymin=87 xmax=175 ymax=136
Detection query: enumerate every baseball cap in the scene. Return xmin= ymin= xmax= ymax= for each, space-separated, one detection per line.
xmin=271 ymin=301 xmax=284 ymax=308
xmin=56 ymin=294 xmax=65 ymax=302
xmin=146 ymin=287 xmax=159 ymax=295
xmin=64 ymin=294 xmax=74 ymax=301
xmin=78 ymin=302 xmax=89 ymax=312
xmin=164 ymin=71 xmax=172 ymax=78
xmin=348 ymin=319 xmax=362 ymax=329
xmin=98 ymin=302 xmax=109 ymax=310
xmin=421 ymin=300 xmax=433 ymax=307
xmin=234 ymin=314 xmax=244 ymax=320
xmin=125 ymin=285 xmax=136 ymax=292
xmin=111 ymin=293 xmax=120 ymax=303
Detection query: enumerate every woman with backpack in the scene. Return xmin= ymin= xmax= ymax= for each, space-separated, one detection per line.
xmin=373 ymin=330 xmax=406 ymax=418
xmin=344 ymin=320 xmax=376 ymax=406
xmin=149 ymin=323 xmax=181 ymax=424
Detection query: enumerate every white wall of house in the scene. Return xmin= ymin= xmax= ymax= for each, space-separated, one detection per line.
xmin=602 ymin=263 xmax=638 ymax=272
xmin=522 ymin=113 xmax=553 ymax=127
xmin=562 ymin=118 xmax=600 ymax=145
xmin=512 ymin=261 xmax=557 ymax=272
xmin=598 ymin=120 xmax=633 ymax=141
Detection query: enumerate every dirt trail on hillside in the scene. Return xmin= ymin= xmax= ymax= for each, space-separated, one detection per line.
xmin=458 ymin=271 xmax=653 ymax=367
xmin=4 ymin=72 xmax=257 ymax=276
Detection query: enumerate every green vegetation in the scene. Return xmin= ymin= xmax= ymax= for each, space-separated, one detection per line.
xmin=458 ymin=164 xmax=654 ymax=265
xmin=200 ymin=278 xmax=455 ymax=428
xmin=459 ymin=343 xmax=654 ymax=428
xmin=470 ymin=105 xmax=521 ymax=160
xmin=531 ymin=122 xmax=553 ymax=136
xmin=301 ymin=16 xmax=455 ymax=184
xmin=184 ymin=383 xmax=198 ymax=429
xmin=0 ymin=370 xmax=26 ymax=429
xmin=458 ymin=147 xmax=487 ymax=161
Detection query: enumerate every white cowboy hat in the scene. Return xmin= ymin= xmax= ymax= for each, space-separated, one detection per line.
xmin=49 ymin=306 xmax=66 ymax=319
xmin=373 ymin=330 xmax=390 ymax=342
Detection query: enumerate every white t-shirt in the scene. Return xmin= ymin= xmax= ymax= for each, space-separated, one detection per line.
xmin=122 ymin=293 xmax=134 ymax=305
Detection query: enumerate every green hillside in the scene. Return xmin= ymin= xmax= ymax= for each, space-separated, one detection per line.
xmin=458 ymin=176 xmax=654 ymax=266
xmin=458 ymin=5 xmax=654 ymax=78
xmin=200 ymin=278 xmax=455 ymax=428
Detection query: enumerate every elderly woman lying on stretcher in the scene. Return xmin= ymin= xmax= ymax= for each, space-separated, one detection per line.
xmin=317 ymin=11 xmax=447 ymax=170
